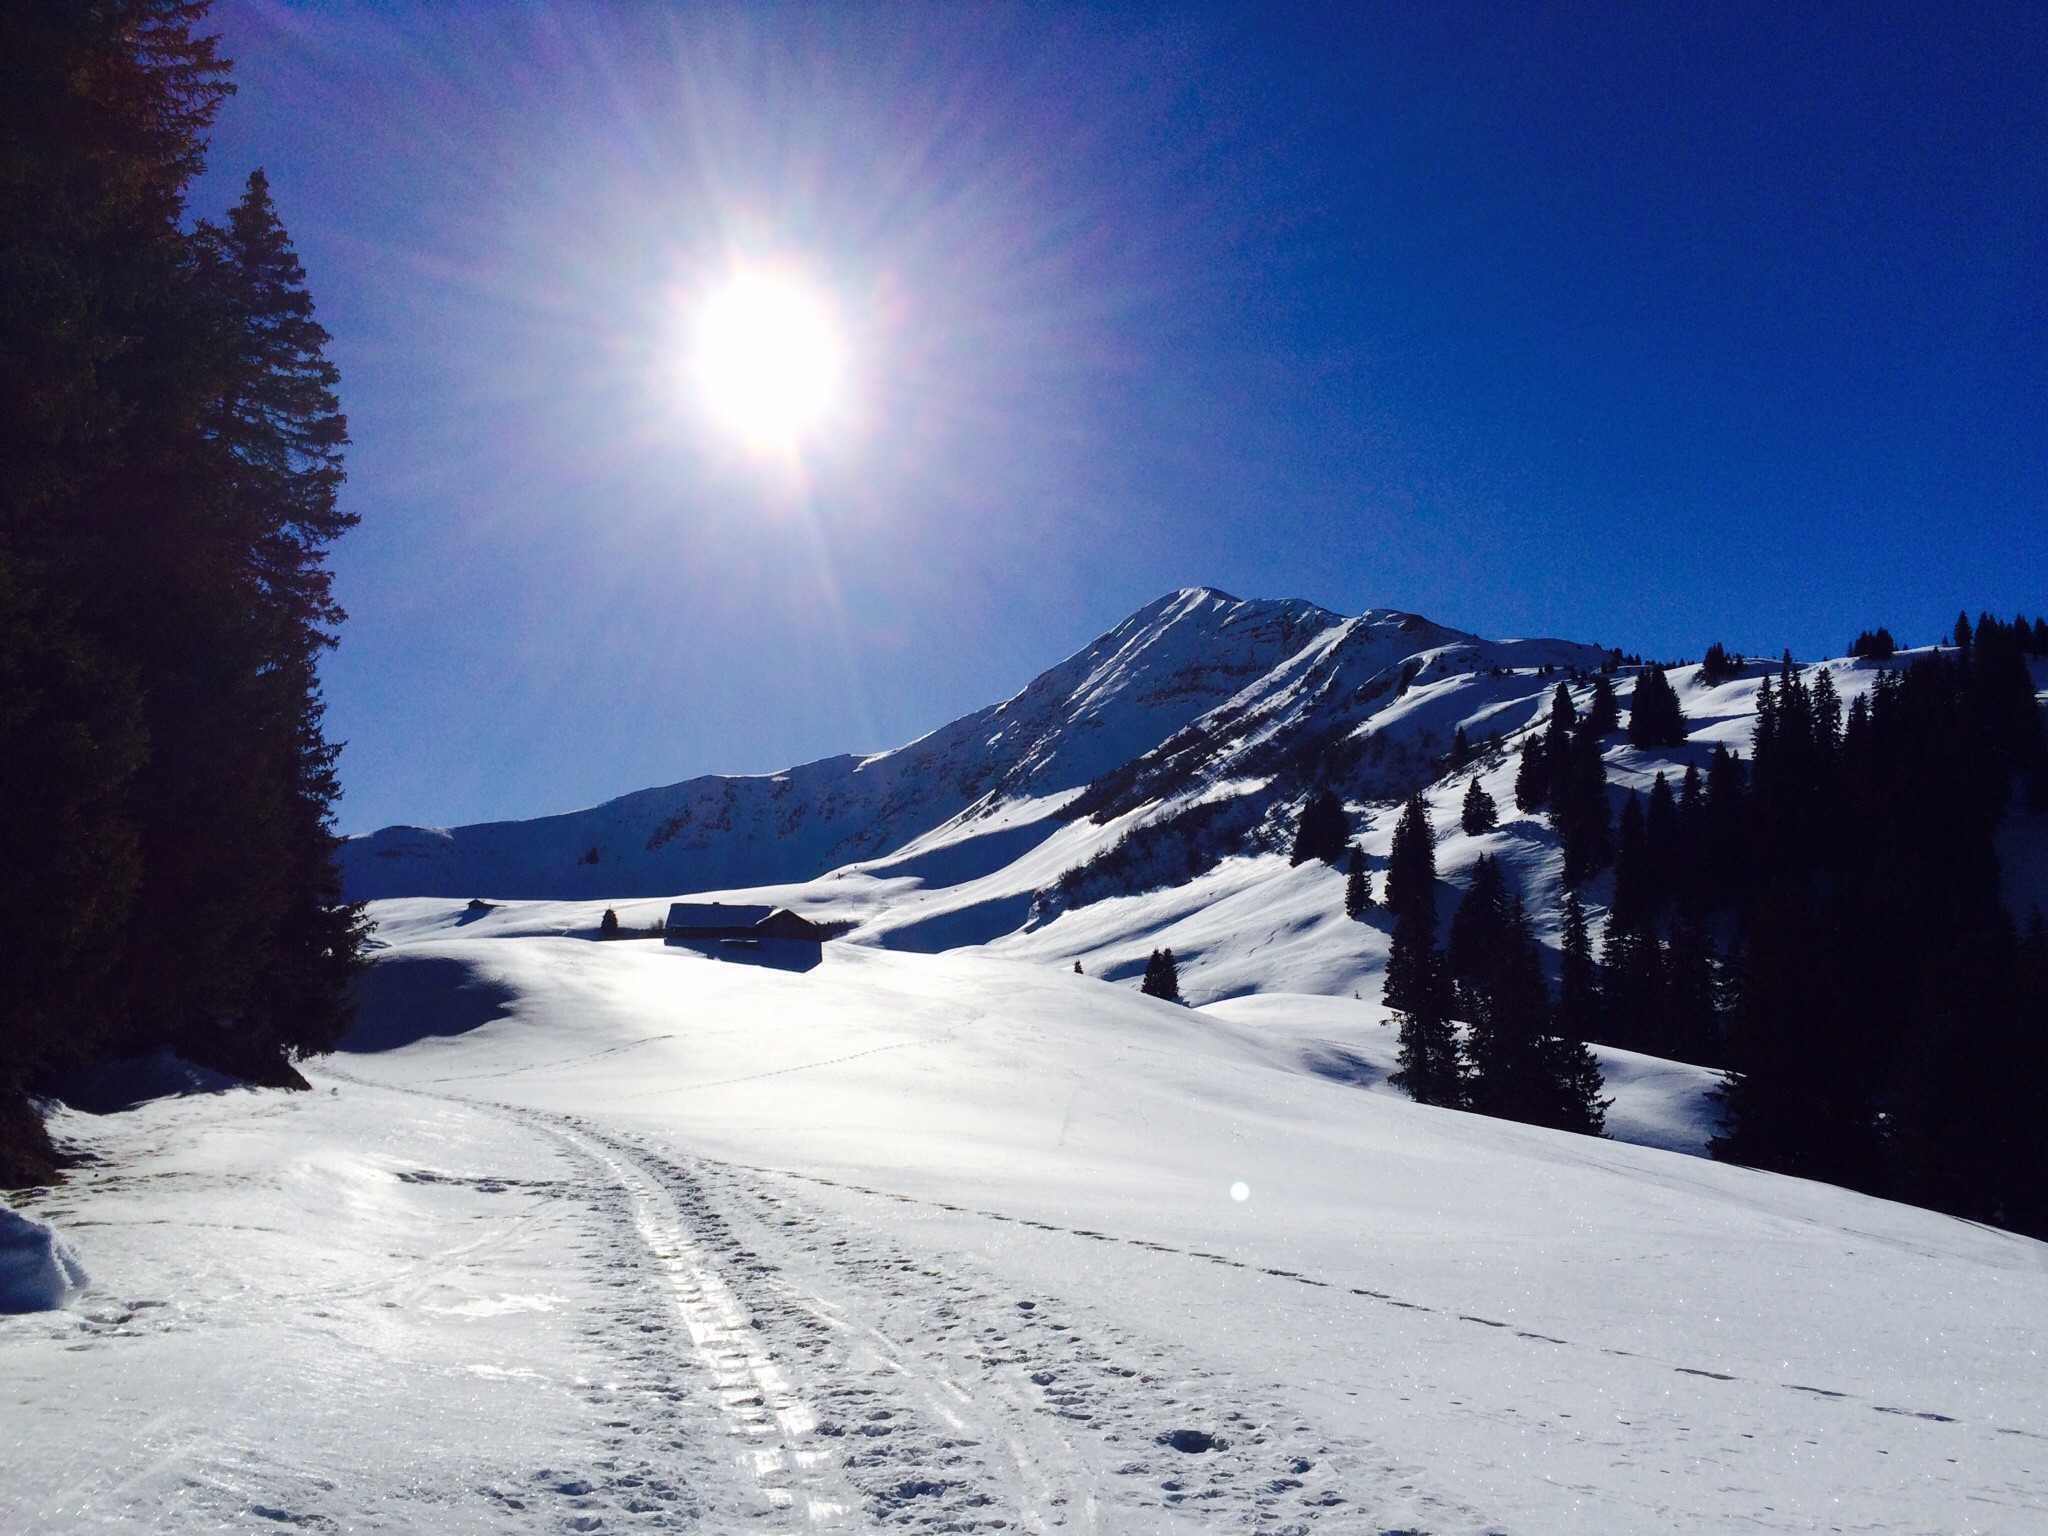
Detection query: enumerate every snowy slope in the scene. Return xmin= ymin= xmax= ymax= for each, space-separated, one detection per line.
xmin=8 ymin=927 xmax=2044 ymax=1533
xmin=342 ymin=589 xmax=1342 ymax=900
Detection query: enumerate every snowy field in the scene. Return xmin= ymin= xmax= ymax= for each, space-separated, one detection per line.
xmin=6 ymin=913 xmax=2046 ymax=1533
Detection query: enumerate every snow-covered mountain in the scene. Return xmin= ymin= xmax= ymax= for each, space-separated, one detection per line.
xmin=342 ymin=588 xmax=1342 ymax=900
xmin=348 ymin=587 xmax=2008 ymax=1022
xmin=341 ymin=589 xmax=1609 ymax=902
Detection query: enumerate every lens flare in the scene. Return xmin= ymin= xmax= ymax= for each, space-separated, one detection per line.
xmin=692 ymin=268 xmax=845 ymax=454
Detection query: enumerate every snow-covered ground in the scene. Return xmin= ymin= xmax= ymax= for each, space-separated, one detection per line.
xmin=7 ymin=920 xmax=2045 ymax=1533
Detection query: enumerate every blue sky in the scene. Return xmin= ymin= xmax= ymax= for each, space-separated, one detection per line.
xmin=197 ymin=2 xmax=2047 ymax=833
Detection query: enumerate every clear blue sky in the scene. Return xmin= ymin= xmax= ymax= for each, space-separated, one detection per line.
xmin=196 ymin=2 xmax=2047 ymax=833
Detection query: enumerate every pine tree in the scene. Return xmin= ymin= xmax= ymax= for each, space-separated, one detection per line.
xmin=1555 ymin=723 xmax=1612 ymax=886
xmin=1445 ymin=854 xmax=1508 ymax=996
xmin=1388 ymin=926 xmax=1460 ymax=1108
xmin=1586 ymin=675 xmax=1620 ymax=736
xmin=1460 ymin=776 xmax=1498 ymax=835
xmin=600 ymin=908 xmax=620 ymax=938
xmin=1289 ymin=787 xmax=1349 ymax=866
xmin=1449 ymin=724 xmax=1471 ymax=768
xmin=1141 ymin=948 xmax=1182 ymax=1003
xmin=1514 ymin=735 xmax=1549 ymax=811
xmin=1659 ymin=921 xmax=1723 ymax=1066
xmin=1711 ymin=887 xmax=1880 ymax=1189
xmin=130 ymin=166 xmax=366 ymax=1078
xmin=1555 ymin=891 xmax=1602 ymax=1044
xmin=0 ymin=13 xmax=372 ymax=1176
xmin=1383 ymin=793 xmax=1460 ymax=1104
xmin=1539 ymin=1025 xmax=1609 ymax=1136
xmin=1343 ymin=844 xmax=1370 ymax=918
xmin=1543 ymin=683 xmax=1578 ymax=771
xmin=1463 ymin=896 xmax=1546 ymax=1118
xmin=1642 ymin=771 xmax=1678 ymax=910
xmin=1608 ymin=790 xmax=1649 ymax=930
xmin=1626 ymin=666 xmax=1686 ymax=747
xmin=1383 ymin=795 xmax=1435 ymax=922
xmin=0 ymin=4 xmax=235 ymax=1178
xmin=1699 ymin=643 xmax=1738 ymax=685
xmin=1465 ymin=897 xmax=1606 ymax=1134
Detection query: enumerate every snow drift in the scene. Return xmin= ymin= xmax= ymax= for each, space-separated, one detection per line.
xmin=0 ymin=1207 xmax=85 ymax=1314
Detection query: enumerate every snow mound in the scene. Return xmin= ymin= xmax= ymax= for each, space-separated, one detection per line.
xmin=0 ymin=1207 xmax=86 ymax=1313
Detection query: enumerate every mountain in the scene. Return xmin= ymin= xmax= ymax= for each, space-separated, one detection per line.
xmin=340 ymin=589 xmax=1600 ymax=902
xmin=341 ymin=585 xmax=1631 ymax=977
xmin=341 ymin=588 xmax=1341 ymax=900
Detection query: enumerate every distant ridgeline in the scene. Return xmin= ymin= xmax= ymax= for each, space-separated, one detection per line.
xmin=0 ymin=11 xmax=366 ymax=1183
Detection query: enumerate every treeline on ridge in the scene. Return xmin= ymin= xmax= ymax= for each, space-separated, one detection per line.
xmin=1319 ymin=616 xmax=2048 ymax=1238
xmin=1 ymin=3 xmax=363 ymax=1183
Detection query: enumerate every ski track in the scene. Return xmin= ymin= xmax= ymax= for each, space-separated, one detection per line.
xmin=686 ymin=1151 xmax=1996 ymax=1438
xmin=325 ymin=1075 xmax=2007 ymax=1534
xmin=32 ymin=1069 xmax=2012 ymax=1534
xmin=520 ymin=1109 xmax=1476 ymax=1536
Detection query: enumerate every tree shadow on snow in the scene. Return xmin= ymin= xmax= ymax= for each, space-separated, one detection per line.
xmin=1298 ymin=1045 xmax=1384 ymax=1088
xmin=339 ymin=954 xmax=517 ymax=1052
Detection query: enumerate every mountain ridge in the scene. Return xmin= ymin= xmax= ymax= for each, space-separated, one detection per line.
xmin=341 ymin=587 xmax=1351 ymax=900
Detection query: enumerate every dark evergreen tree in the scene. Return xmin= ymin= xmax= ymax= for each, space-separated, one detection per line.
xmin=1697 ymin=743 xmax=1747 ymax=908
xmin=0 ymin=7 xmax=365 ymax=1179
xmin=1449 ymin=724 xmax=1471 ymax=768
xmin=1445 ymin=855 xmax=1509 ymax=998
xmin=1608 ymin=791 xmax=1649 ymax=931
xmin=1597 ymin=923 xmax=1663 ymax=1054
xmin=1463 ymin=896 xmax=1548 ymax=1117
xmin=1289 ymin=787 xmax=1349 ymax=866
xmin=1585 ymin=675 xmax=1620 ymax=737
xmin=1672 ymin=762 xmax=1706 ymax=913
xmin=1460 ymin=776 xmax=1498 ymax=835
xmin=1343 ymin=845 xmax=1370 ymax=918
xmin=1384 ymin=794 xmax=1460 ymax=1105
xmin=1543 ymin=682 xmax=1578 ymax=770
xmin=1383 ymin=795 xmax=1436 ymax=923
xmin=1850 ymin=627 xmax=1896 ymax=661
xmin=1660 ymin=921 xmax=1723 ymax=1066
xmin=1626 ymin=666 xmax=1686 ymax=747
xmin=1140 ymin=948 xmax=1182 ymax=1002
xmin=600 ymin=908 xmax=620 ymax=938
xmin=1513 ymin=735 xmax=1549 ymax=811
xmin=1465 ymin=897 xmax=1606 ymax=1133
xmin=1554 ymin=723 xmax=1613 ymax=886
xmin=1698 ymin=643 xmax=1739 ymax=685
xmin=1388 ymin=924 xmax=1460 ymax=1108
xmin=1712 ymin=887 xmax=1881 ymax=1189
xmin=1555 ymin=891 xmax=1602 ymax=1044
xmin=1642 ymin=771 xmax=1678 ymax=910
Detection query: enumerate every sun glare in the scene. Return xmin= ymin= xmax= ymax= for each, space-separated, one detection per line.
xmin=691 ymin=269 xmax=845 ymax=454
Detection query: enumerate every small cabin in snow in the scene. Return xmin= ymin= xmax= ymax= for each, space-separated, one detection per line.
xmin=664 ymin=902 xmax=825 ymax=971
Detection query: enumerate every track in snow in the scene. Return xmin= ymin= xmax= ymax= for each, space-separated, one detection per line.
xmin=514 ymin=1111 xmax=1480 ymax=1535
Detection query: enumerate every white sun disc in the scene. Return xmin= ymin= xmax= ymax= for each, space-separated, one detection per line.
xmin=692 ymin=270 xmax=844 ymax=452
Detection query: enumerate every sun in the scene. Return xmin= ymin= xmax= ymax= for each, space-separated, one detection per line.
xmin=691 ymin=268 xmax=845 ymax=454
